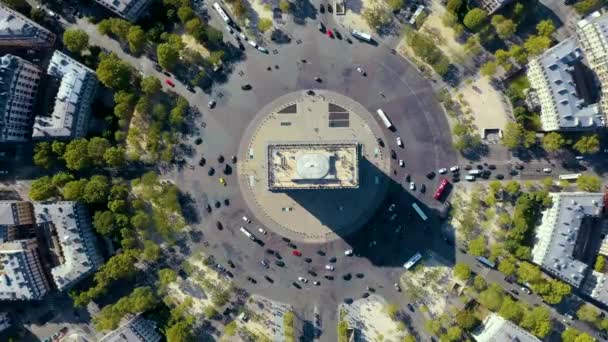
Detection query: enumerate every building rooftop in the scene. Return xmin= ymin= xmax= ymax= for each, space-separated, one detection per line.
xmin=0 ymin=239 xmax=50 ymax=300
xmin=532 ymin=192 xmax=603 ymax=287
xmin=266 ymin=141 xmax=359 ymax=190
xmin=94 ymin=0 xmax=152 ymax=21
xmin=0 ymin=3 xmax=56 ymax=47
xmin=100 ymin=314 xmax=162 ymax=342
xmin=527 ymin=38 xmax=603 ymax=131
xmin=32 ymin=51 xmax=97 ymax=139
xmin=34 ymin=202 xmax=102 ymax=291
xmin=472 ymin=313 xmax=541 ymax=342
xmin=475 ymin=0 xmax=513 ymax=14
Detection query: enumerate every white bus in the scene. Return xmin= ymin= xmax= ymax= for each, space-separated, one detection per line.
xmin=239 ymin=227 xmax=256 ymax=241
xmin=559 ymin=173 xmax=582 ymax=180
xmin=411 ymin=202 xmax=427 ymax=221
xmin=213 ymin=2 xmax=231 ymax=23
xmin=351 ymin=30 xmax=372 ymax=42
xmin=409 ymin=5 xmax=424 ymax=25
xmin=404 ymin=252 xmax=422 ymax=269
xmin=376 ymin=109 xmax=393 ymax=129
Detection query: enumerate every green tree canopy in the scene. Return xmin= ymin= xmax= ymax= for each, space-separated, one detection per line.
xmin=573 ymin=134 xmax=600 ymax=154
xmin=520 ymin=306 xmax=552 ymax=338
xmin=524 ymin=35 xmax=552 ymax=56
xmin=63 ymin=29 xmax=89 ymax=54
xmin=536 ymin=19 xmax=555 ymax=37
xmin=96 ymin=53 xmax=133 ymax=90
xmin=463 ymin=8 xmax=488 ymax=31
xmin=480 ymin=61 xmax=498 ymax=77
xmin=33 ymin=142 xmax=54 ymax=169
xmin=93 ymin=210 xmax=115 ymax=235
xmin=88 ymin=137 xmax=111 ymax=165
xmin=157 ymin=43 xmax=180 ymax=70
xmin=104 ymin=146 xmax=126 ymax=168
xmin=62 ymin=179 xmax=87 ymax=200
xmin=468 ymin=236 xmax=487 ymax=256
xmin=455 ymin=310 xmax=479 ymax=330
xmin=141 ymin=76 xmax=161 ymax=95
xmin=83 ymin=175 xmax=110 ymax=204
xmin=454 ymin=263 xmax=471 ymax=280
xmin=63 ymin=139 xmax=91 ymax=170
xmin=542 ymin=132 xmax=565 ymax=152
xmin=576 ymin=174 xmax=602 ymax=192
xmin=478 ymin=283 xmax=504 ymax=311
xmin=127 ymin=25 xmax=146 ymax=55
xmin=499 ymin=297 xmax=524 ymax=323
xmin=29 ymin=176 xmax=57 ymax=201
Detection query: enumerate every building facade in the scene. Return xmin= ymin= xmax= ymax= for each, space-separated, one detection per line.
xmin=577 ymin=11 xmax=608 ymax=120
xmin=100 ymin=314 xmax=162 ymax=342
xmin=0 ymin=239 xmax=51 ymax=300
xmin=473 ymin=314 xmax=541 ymax=342
xmin=0 ymin=54 xmax=42 ymax=142
xmin=32 ymin=51 xmax=97 ymax=139
xmin=0 ymin=3 xmax=56 ymax=48
xmin=94 ymin=0 xmax=152 ymax=22
xmin=475 ymin=0 xmax=513 ymax=14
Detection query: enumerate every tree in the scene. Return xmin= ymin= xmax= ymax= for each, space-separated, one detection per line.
xmin=362 ymin=5 xmax=391 ymax=29
xmin=93 ymin=211 xmax=115 ymax=235
xmin=62 ymin=179 xmax=87 ymax=200
xmin=521 ymin=306 xmax=552 ymax=338
xmin=463 ymin=8 xmax=488 ymax=31
xmin=473 ymin=275 xmax=487 ymax=291
xmin=140 ymin=77 xmax=161 ymax=96
xmin=499 ymin=297 xmax=524 ymax=323
xmin=63 ymin=139 xmax=91 ymax=170
xmin=509 ymin=45 xmax=528 ymax=64
xmin=573 ymin=134 xmax=600 ymax=154
xmin=127 ymin=26 xmax=146 ymax=55
xmin=576 ymin=174 xmax=602 ymax=192
xmin=480 ymin=61 xmax=498 ymax=77
xmin=88 ymin=137 xmax=111 ymax=165
xmin=177 ymin=6 xmax=195 ymax=23
xmin=542 ymin=132 xmax=565 ymax=152
xmin=517 ymin=261 xmax=541 ymax=284
xmin=524 ymin=35 xmax=552 ymax=56
xmin=83 ymin=175 xmax=110 ymax=204
xmin=204 ymin=305 xmax=218 ymax=319
xmin=577 ymin=304 xmax=600 ymax=324
xmin=97 ymin=53 xmax=132 ymax=90
xmin=498 ymin=257 xmax=516 ymax=276
xmin=536 ymin=19 xmax=555 ymax=37
xmin=543 ymin=279 xmax=571 ymax=304
xmin=279 ymin=0 xmax=291 ymax=12
xmin=464 ymin=35 xmax=482 ymax=55
xmin=468 ymin=236 xmax=486 ymax=256
xmin=446 ymin=0 xmax=462 ymax=13
xmin=455 ymin=310 xmax=479 ymax=330
xmin=491 ymin=15 xmax=516 ymax=39
xmin=454 ymin=263 xmax=471 ymax=280
xmin=63 ymin=29 xmax=89 ymax=54
xmin=444 ymin=326 xmax=462 ymax=341
xmin=595 ymin=255 xmax=605 ymax=272
xmin=52 ymin=172 xmax=74 ymax=188
xmin=478 ymin=284 xmax=504 ymax=311
xmin=257 ymin=18 xmax=273 ymax=32
xmin=403 ymin=336 xmax=416 ymax=342
xmin=165 ymin=321 xmax=193 ymax=342
xmin=384 ymin=304 xmax=399 ymax=320
xmin=574 ymin=0 xmax=600 ymax=15
xmin=33 ymin=142 xmax=54 ymax=169
xmin=103 ymin=147 xmax=126 ymax=168
xmin=157 ymin=43 xmax=180 ymax=70
xmin=29 ymin=176 xmax=57 ymax=201
xmin=504 ymin=181 xmax=521 ymax=196
xmin=502 ymin=122 xmax=526 ymax=149
xmin=51 ymin=141 xmax=66 ymax=156
xmin=388 ymin=0 xmax=403 ymax=11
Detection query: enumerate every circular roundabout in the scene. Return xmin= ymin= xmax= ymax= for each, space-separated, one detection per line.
xmin=237 ymin=90 xmax=391 ymax=243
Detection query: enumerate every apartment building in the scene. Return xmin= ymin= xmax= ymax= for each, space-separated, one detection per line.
xmin=100 ymin=314 xmax=162 ymax=342
xmin=0 ymin=54 xmax=42 ymax=142
xmin=94 ymin=0 xmax=152 ymax=22
xmin=475 ymin=0 xmax=513 ymax=14
xmin=0 ymin=3 xmax=56 ymax=48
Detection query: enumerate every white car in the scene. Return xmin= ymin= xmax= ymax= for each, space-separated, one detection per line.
xmin=257 ymin=46 xmax=269 ymax=53
xmin=344 ymin=249 xmax=353 ymax=256
xmin=356 ymin=67 xmax=364 ymax=73
xmin=258 ymin=228 xmax=267 ymax=234
xmin=208 ymin=100 xmax=216 ymax=109
xmin=239 ymin=32 xmax=247 ymax=40
xmin=542 ymin=168 xmax=552 ymax=173
xmin=396 ymin=137 xmax=403 ymax=147
xmin=449 ymin=166 xmax=459 ymax=172
xmin=248 ymin=40 xmax=258 ymax=48
xmin=298 ymin=277 xmax=308 ymax=283
xmin=242 ymin=216 xmax=251 ymax=223
xmin=399 ymin=160 xmax=405 ymax=167
xmin=438 ymin=168 xmax=447 ymax=174
xmin=226 ymin=25 xmax=234 ymax=33
xmin=313 ymin=281 xmax=320 ymax=286
xmin=409 ymin=182 xmax=415 ymax=191
xmin=325 ymin=264 xmax=334 ymax=271
xmin=388 ymin=203 xmax=395 ymax=212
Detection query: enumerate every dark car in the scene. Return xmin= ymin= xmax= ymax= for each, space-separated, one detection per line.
xmin=186 ymin=84 xmax=195 ymax=93
xmin=324 ymin=275 xmax=334 ymax=280
xmin=452 ymin=176 xmax=460 ymax=183
xmin=510 ymin=169 xmax=519 ymax=176
xmin=224 ymin=199 xmax=230 ymax=206
xmin=355 ymin=273 xmax=364 ymax=279
xmin=510 ymin=289 xmax=519 ymax=295
xmin=317 ymin=250 xmax=326 ymax=256
xmin=265 ymin=275 xmax=274 ymax=283
xmin=343 ymin=273 xmax=352 ymax=281
xmin=334 ymin=29 xmax=342 ymax=39
xmin=231 ymin=155 xmax=237 ymax=163
xmin=420 ymin=184 xmax=426 ymax=193
xmin=275 ymin=260 xmax=285 ymax=267
xmin=476 ymin=164 xmax=483 ymax=170
xmin=206 ymin=204 xmax=212 ymax=213
xmin=362 ymin=292 xmax=369 ymax=298
xmin=488 ymin=164 xmax=496 ymax=170
xmin=199 ymin=157 xmax=206 ymax=166
xmin=391 ymin=149 xmax=397 ymax=159
xmin=194 ymin=138 xmax=203 ymax=145
xmin=293 ymin=282 xmax=302 ymax=289
xmin=327 ymin=4 xmax=333 ymax=12
xmin=405 ymin=174 xmax=411 ymax=182
xmin=154 ymin=64 xmax=162 ymax=72
xmin=308 ymin=270 xmax=317 ymax=276
xmin=426 ymin=171 xmax=436 ymax=179
xmin=377 ymin=138 xmax=384 ymax=147
xmin=407 ymin=304 xmax=415 ymax=312
xmin=218 ymin=155 xmax=225 ymax=163
xmin=261 ymin=259 xmax=269 ymax=268
xmin=515 ymin=164 xmax=524 ymax=170
xmin=266 ymin=248 xmax=275 ymax=255
xmin=247 ymin=276 xmax=257 ymax=284
xmin=319 ymin=4 xmax=325 ymax=13
xmin=208 ymin=167 xmax=215 ymax=176
xmin=344 ymin=298 xmax=353 ymax=304
xmin=329 ymin=257 xmax=337 ymax=263
xmin=282 ymin=237 xmax=292 ymax=243
xmin=241 ymin=84 xmax=252 ymax=90
xmin=304 ymin=257 xmax=312 ymax=263
xmin=496 ymin=174 xmax=504 ymax=180
xmin=315 ymin=76 xmax=323 ymax=83
xmin=464 ymin=165 xmax=472 ymax=171
xmin=227 ymin=260 xmax=235 ymax=268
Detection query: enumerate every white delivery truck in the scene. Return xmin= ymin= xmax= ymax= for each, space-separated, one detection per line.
xmin=239 ymin=227 xmax=256 ymax=241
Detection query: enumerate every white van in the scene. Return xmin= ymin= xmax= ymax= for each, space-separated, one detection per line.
xmin=465 ymin=175 xmax=475 ymax=181
xmin=468 ymin=169 xmax=481 ymax=175
xmin=248 ymin=41 xmax=258 ymax=48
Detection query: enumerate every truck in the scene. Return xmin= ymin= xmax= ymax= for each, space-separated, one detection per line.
xmin=376 ymin=109 xmax=393 ymax=129
xmin=351 ymin=30 xmax=372 ymax=42
xmin=213 ymin=2 xmax=231 ymax=23
xmin=468 ymin=169 xmax=481 ymax=175
xmin=239 ymin=227 xmax=256 ymax=241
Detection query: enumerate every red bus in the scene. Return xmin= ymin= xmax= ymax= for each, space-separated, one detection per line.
xmin=433 ymin=179 xmax=449 ymax=200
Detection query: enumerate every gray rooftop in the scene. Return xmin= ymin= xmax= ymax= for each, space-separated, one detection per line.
xmin=32 ymin=51 xmax=97 ymax=139
xmin=473 ymin=314 xmax=541 ymax=342
xmin=94 ymin=0 xmax=152 ymax=21
xmin=532 ymin=192 xmax=603 ymax=287
xmin=100 ymin=314 xmax=162 ymax=342
xmin=0 ymin=239 xmax=50 ymax=300
xmin=0 ymin=3 xmax=55 ymax=47
xmin=529 ymin=38 xmax=603 ymax=130
xmin=34 ymin=202 xmax=103 ymax=291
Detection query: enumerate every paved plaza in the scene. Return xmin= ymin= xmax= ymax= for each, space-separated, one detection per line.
xmin=238 ymin=90 xmax=390 ymax=242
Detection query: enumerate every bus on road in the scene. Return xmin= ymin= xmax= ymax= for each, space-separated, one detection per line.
xmin=239 ymin=227 xmax=256 ymax=241
xmin=476 ymin=256 xmax=496 ymax=269
xmin=433 ymin=179 xmax=449 ymax=200
xmin=351 ymin=30 xmax=372 ymax=42
xmin=559 ymin=173 xmax=581 ymax=180
xmin=213 ymin=2 xmax=231 ymax=23
xmin=376 ymin=109 xmax=393 ymax=129
xmin=404 ymin=252 xmax=422 ymax=269
xmin=411 ymin=202 xmax=428 ymax=221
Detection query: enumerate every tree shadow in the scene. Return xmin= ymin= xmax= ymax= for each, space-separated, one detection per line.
xmin=291 ymin=0 xmax=318 ymax=25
